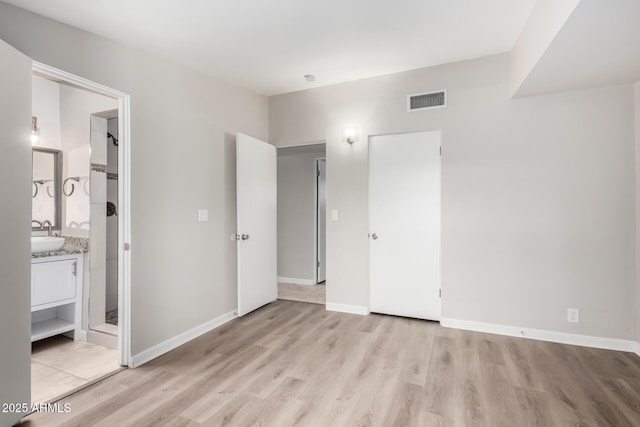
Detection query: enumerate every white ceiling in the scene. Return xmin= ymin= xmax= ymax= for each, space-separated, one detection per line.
xmin=3 ymin=0 xmax=537 ymax=95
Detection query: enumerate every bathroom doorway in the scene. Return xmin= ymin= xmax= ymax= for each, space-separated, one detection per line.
xmin=30 ymin=61 xmax=131 ymax=403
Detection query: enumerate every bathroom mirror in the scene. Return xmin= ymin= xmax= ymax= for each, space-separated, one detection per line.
xmin=32 ymin=147 xmax=62 ymax=231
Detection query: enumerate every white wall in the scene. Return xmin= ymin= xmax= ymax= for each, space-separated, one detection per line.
xmin=0 ymin=38 xmax=31 ymax=427
xmin=31 ymin=76 xmax=62 ymax=231
xmin=32 ymin=75 xmax=61 ymax=148
xmin=510 ymin=0 xmax=580 ymax=95
xmin=270 ymin=53 xmax=636 ymax=341
xmin=277 ymin=144 xmax=326 ymax=283
xmin=30 ymin=78 xmax=117 ymax=238
xmin=59 ymin=84 xmax=117 ymax=238
xmin=0 ymin=2 xmax=268 ymax=358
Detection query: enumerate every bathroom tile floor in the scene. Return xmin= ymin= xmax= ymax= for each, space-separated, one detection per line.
xmin=31 ymin=335 xmax=122 ymax=403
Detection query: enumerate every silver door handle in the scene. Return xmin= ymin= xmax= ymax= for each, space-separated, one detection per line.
xmin=241 ymin=234 xmax=250 ymax=240
xmin=370 ymin=233 xmax=378 ymax=240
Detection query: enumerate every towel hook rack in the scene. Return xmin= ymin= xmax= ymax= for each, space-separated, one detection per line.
xmin=63 ymin=176 xmax=80 ymax=196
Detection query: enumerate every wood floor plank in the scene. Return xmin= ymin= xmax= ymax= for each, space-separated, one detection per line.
xmin=544 ymin=341 xmax=635 ymax=426
xmin=383 ymin=382 xmax=423 ymax=427
xmin=332 ymin=333 xmax=383 ymax=404
xmin=598 ymin=377 xmax=640 ymax=424
xmin=344 ymin=355 xmax=402 ymax=426
xmin=502 ymin=337 xmax=547 ymax=392
xmin=421 ymin=335 xmax=457 ymax=419
xmin=478 ymin=363 xmax=525 ymax=426
xmin=513 ymin=387 xmax=560 ymax=427
xmin=22 ymin=300 xmax=640 ymax=427
xmin=235 ymin=377 xmax=306 ymax=426
xmin=400 ymin=320 xmax=434 ymax=386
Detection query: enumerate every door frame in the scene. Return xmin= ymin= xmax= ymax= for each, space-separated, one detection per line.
xmin=275 ymin=141 xmax=327 ymax=288
xmin=314 ymin=157 xmax=326 ymax=284
xmin=33 ymin=61 xmax=133 ymax=367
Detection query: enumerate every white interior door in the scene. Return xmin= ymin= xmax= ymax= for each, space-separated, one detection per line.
xmin=237 ymin=133 xmax=277 ymax=316
xmin=0 ymin=38 xmax=33 ymax=425
xmin=369 ymin=131 xmax=441 ymax=320
xmin=316 ymin=159 xmax=326 ymax=283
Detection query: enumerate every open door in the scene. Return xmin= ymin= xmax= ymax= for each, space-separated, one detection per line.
xmin=236 ymin=133 xmax=277 ymax=316
xmin=0 ymin=38 xmax=33 ymax=426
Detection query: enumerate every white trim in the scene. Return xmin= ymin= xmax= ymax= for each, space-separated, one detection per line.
xmin=315 ymin=158 xmax=327 ymax=285
xmin=326 ymin=303 xmax=370 ymax=316
xmin=635 ymin=341 xmax=640 ymax=358
xmin=441 ymin=317 xmax=638 ymax=353
xmin=276 ymin=139 xmax=326 ymax=148
xmin=278 ymin=276 xmax=315 ymax=286
xmin=86 ymin=329 xmax=118 ymax=350
xmin=32 ymin=61 xmax=133 ymax=367
xmin=313 ymin=160 xmax=318 ymax=285
xmin=131 ymin=310 xmax=237 ymax=367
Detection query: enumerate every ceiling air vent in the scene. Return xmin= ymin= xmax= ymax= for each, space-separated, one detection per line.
xmin=407 ymin=90 xmax=446 ymax=112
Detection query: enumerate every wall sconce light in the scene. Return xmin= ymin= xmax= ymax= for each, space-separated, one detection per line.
xmin=31 ymin=116 xmax=40 ymax=145
xmin=342 ymin=126 xmax=359 ymax=144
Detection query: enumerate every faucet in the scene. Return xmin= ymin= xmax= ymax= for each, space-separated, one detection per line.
xmin=42 ymin=220 xmax=53 ymax=236
xmin=32 ymin=220 xmax=54 ymax=236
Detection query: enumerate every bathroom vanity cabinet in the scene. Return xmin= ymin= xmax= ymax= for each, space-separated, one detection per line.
xmin=31 ymin=254 xmax=83 ymax=342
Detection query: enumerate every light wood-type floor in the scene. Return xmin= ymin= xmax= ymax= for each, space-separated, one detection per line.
xmin=24 ymin=300 xmax=640 ymax=426
xmin=31 ymin=335 xmax=121 ymax=403
xmin=278 ymin=282 xmax=325 ymax=305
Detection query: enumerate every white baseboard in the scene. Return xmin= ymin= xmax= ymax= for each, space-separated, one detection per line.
xmin=441 ymin=317 xmax=638 ymax=353
xmin=87 ymin=329 xmax=118 ymax=350
xmin=635 ymin=341 xmax=640 ymax=358
xmin=326 ymin=302 xmax=370 ymax=316
xmin=131 ymin=310 xmax=237 ymax=367
xmin=278 ymin=276 xmax=315 ymax=286
xmin=76 ymin=330 xmax=87 ymax=342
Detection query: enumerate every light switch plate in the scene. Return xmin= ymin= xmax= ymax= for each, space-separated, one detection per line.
xmin=331 ymin=209 xmax=339 ymax=221
xmin=198 ymin=209 xmax=208 ymax=222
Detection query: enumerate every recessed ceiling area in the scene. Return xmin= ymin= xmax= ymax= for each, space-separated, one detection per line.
xmin=2 ymin=0 xmax=536 ymax=95
xmin=514 ymin=0 xmax=640 ymax=96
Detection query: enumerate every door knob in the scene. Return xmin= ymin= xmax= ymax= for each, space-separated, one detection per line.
xmin=370 ymin=233 xmax=378 ymax=240
xmin=241 ymin=234 xmax=250 ymax=240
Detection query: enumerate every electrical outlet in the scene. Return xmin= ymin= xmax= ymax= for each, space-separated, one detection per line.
xmin=567 ymin=308 xmax=579 ymax=323
xmin=198 ymin=209 xmax=208 ymax=222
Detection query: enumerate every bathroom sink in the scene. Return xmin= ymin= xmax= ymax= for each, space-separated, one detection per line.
xmin=31 ymin=236 xmax=65 ymax=253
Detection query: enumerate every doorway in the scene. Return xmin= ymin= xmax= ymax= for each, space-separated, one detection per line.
xmin=369 ymin=131 xmax=441 ymax=320
xmin=276 ymin=143 xmax=327 ymax=305
xmin=30 ymin=62 xmax=131 ymax=403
